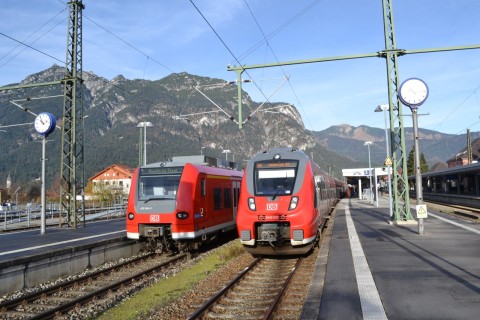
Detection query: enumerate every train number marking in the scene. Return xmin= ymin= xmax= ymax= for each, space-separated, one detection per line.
xmin=150 ymin=215 xmax=160 ymax=222
xmin=266 ymin=203 xmax=278 ymax=211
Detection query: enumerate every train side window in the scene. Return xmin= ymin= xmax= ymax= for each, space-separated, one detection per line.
xmin=201 ymin=178 xmax=206 ymax=197
xmin=213 ymin=188 xmax=222 ymax=210
xmin=224 ymin=188 xmax=232 ymax=209
xmin=314 ymin=182 xmax=318 ymax=208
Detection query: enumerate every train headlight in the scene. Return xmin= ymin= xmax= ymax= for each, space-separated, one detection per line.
xmin=128 ymin=213 xmax=135 ymax=220
xmin=288 ymin=196 xmax=299 ymax=210
xmin=176 ymin=212 xmax=189 ymax=220
xmin=248 ymin=197 xmax=256 ymax=211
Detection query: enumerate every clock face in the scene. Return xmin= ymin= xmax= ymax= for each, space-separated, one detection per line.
xmin=399 ymin=78 xmax=429 ymax=107
xmin=34 ymin=112 xmax=56 ymax=135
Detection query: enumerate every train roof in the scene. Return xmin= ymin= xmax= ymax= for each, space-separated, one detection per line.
xmin=414 ymin=161 xmax=480 ymax=178
xmin=250 ymin=147 xmax=307 ymax=161
xmin=140 ymin=155 xmax=243 ymax=177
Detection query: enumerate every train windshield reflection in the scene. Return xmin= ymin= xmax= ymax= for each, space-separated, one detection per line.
xmin=255 ymin=165 xmax=297 ymax=196
xmin=138 ymin=170 xmax=182 ymax=201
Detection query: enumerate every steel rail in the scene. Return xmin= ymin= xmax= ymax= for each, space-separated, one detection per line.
xmin=187 ymin=257 xmax=262 ymax=319
xmin=1 ymin=253 xmax=186 ymax=319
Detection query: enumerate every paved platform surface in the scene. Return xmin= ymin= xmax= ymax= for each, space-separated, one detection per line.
xmin=302 ymin=197 xmax=480 ymax=320
xmin=0 ymin=218 xmax=126 ymax=264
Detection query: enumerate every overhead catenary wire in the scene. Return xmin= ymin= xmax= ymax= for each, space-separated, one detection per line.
xmin=189 ymin=0 xmax=275 ymax=119
xmin=239 ymin=0 xmax=318 ymax=128
xmin=0 ymin=32 xmax=64 ymax=65
xmin=193 ymin=86 xmax=238 ymax=123
xmin=0 ymin=8 xmax=67 ymax=70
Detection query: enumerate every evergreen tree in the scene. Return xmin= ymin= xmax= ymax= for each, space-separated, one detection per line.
xmin=407 ymin=148 xmax=429 ymax=176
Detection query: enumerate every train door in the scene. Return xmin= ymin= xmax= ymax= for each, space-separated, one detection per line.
xmin=197 ymin=175 xmax=207 ymax=222
xmin=232 ymin=180 xmax=240 ymax=220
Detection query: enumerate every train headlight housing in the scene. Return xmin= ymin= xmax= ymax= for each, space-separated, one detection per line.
xmin=288 ymin=196 xmax=299 ymax=211
xmin=176 ymin=211 xmax=189 ymax=220
xmin=248 ymin=197 xmax=256 ymax=211
xmin=128 ymin=213 xmax=135 ymax=220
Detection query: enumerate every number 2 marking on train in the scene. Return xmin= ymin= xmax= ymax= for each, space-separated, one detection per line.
xmin=267 ymin=203 xmax=278 ymax=210
xmin=150 ymin=215 xmax=160 ymax=222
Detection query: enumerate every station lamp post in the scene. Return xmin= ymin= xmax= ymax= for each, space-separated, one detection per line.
xmin=375 ymin=104 xmax=393 ymax=217
xmin=364 ymin=141 xmax=373 ymax=204
xmin=137 ymin=122 xmax=153 ymax=166
xmin=222 ymin=149 xmax=231 ymax=161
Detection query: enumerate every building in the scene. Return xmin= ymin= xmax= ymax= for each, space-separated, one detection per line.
xmin=89 ymin=164 xmax=135 ymax=195
xmin=446 ymin=138 xmax=480 ymax=168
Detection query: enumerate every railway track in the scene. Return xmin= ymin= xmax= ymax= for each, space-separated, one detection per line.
xmin=188 ymin=257 xmax=301 ymax=319
xmin=185 ymin=218 xmax=330 ymax=320
xmin=420 ymin=199 xmax=480 ymax=221
xmin=0 ymin=252 xmax=187 ymax=319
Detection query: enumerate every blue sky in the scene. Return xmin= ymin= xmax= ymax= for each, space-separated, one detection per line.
xmin=1 ymin=0 xmax=479 ymax=134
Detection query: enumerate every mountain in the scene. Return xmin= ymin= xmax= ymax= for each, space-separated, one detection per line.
xmin=312 ymin=124 xmax=475 ymax=168
xmin=0 ymin=65 xmax=473 ymax=192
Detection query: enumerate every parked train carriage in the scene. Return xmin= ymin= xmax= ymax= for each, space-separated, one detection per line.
xmin=126 ymin=158 xmax=243 ymax=253
xmin=236 ymin=147 xmax=342 ymax=256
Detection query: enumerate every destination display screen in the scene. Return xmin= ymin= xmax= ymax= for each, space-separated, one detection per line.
xmin=255 ymin=161 xmax=297 ymax=169
xmin=254 ymin=160 xmax=298 ymax=196
xmin=140 ymin=166 xmax=183 ymax=175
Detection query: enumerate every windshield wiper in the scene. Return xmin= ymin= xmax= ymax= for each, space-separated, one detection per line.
xmin=143 ymin=196 xmax=174 ymax=203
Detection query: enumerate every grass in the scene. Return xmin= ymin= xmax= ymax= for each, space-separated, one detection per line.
xmin=96 ymin=240 xmax=245 ymax=320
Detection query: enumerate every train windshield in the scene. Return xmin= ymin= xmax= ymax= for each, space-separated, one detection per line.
xmin=138 ymin=166 xmax=183 ymax=201
xmin=254 ymin=160 xmax=298 ymax=196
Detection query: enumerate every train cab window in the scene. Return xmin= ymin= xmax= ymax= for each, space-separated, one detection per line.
xmin=254 ymin=160 xmax=298 ymax=196
xmin=138 ymin=166 xmax=183 ymax=201
xmin=224 ymin=188 xmax=232 ymax=209
xmin=213 ymin=188 xmax=222 ymax=210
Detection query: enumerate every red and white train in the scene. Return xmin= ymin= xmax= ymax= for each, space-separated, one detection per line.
xmin=126 ymin=156 xmax=243 ymax=253
xmin=236 ymin=148 xmax=345 ymax=256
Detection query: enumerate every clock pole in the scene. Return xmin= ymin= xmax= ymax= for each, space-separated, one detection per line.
xmin=399 ymin=78 xmax=429 ymax=235
xmin=40 ymin=135 xmax=47 ymax=235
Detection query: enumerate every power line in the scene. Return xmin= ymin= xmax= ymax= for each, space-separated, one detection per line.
xmin=0 ymin=32 xmax=64 ymax=65
xmin=0 ymin=8 xmax=67 ymax=69
xmin=83 ymin=16 xmax=176 ymax=74
xmin=242 ymin=0 xmax=319 ymax=129
xmin=189 ymin=0 xmax=291 ymax=124
xmin=234 ymin=0 xmax=324 ymax=63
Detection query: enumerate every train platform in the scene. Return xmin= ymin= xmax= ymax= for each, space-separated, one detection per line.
xmin=0 ymin=217 xmax=138 ymax=296
xmin=302 ymin=197 xmax=480 ymax=320
xmin=0 ymin=218 xmax=126 ymax=265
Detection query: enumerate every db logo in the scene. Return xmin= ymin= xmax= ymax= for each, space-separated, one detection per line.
xmin=266 ymin=203 xmax=278 ymax=211
xmin=150 ymin=215 xmax=160 ymax=222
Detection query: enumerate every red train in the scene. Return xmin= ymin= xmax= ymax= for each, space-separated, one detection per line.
xmin=236 ymin=148 xmax=345 ymax=256
xmin=126 ymin=156 xmax=243 ymax=253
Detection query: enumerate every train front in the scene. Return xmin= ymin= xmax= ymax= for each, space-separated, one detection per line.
xmin=237 ymin=148 xmax=320 ymax=256
xmin=126 ymin=163 xmax=190 ymax=252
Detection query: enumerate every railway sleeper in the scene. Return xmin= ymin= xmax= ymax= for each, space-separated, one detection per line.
xmin=3 ymin=311 xmax=38 ymax=318
xmin=227 ymin=291 xmax=278 ymax=299
xmin=206 ymin=312 xmax=265 ymax=320
xmin=209 ymin=304 xmax=269 ymax=314
xmin=222 ymin=296 xmax=275 ymax=305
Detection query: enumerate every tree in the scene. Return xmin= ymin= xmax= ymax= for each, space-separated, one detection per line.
xmin=407 ymin=148 xmax=429 ymax=176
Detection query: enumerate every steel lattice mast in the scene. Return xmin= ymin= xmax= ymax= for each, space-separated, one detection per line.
xmin=59 ymin=0 xmax=85 ymax=228
xmin=380 ymin=0 xmax=413 ymax=221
